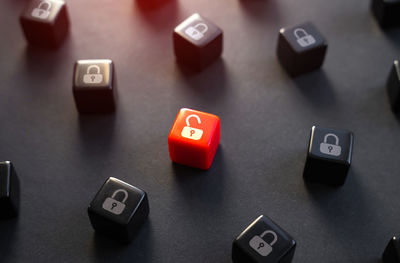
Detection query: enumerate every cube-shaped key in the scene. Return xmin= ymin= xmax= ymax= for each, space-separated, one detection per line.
xmin=303 ymin=126 xmax=354 ymax=186
xmin=88 ymin=177 xmax=149 ymax=242
xmin=277 ymin=22 xmax=327 ymax=77
xmin=232 ymin=215 xmax=296 ymax=263
xmin=372 ymin=0 xmax=400 ymax=28
xmin=383 ymin=236 xmax=400 ymax=263
xmin=0 ymin=161 xmax=20 ymax=219
xmin=173 ymin=13 xmax=223 ymax=71
xmin=73 ymin=59 xmax=116 ymax=114
xmin=168 ymin=108 xmax=221 ymax=170
xmin=20 ymin=0 xmax=70 ymax=48
xmin=387 ymin=60 xmax=400 ymax=112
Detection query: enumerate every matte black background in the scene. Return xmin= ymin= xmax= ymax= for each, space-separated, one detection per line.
xmin=0 ymin=0 xmax=400 ymax=262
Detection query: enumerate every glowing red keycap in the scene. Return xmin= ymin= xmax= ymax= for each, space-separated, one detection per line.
xmin=168 ymin=108 xmax=221 ymax=170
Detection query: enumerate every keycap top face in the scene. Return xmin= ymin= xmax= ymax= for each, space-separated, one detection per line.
xmin=175 ymin=13 xmax=222 ymax=48
xmin=308 ymin=126 xmax=353 ymax=164
xmin=89 ymin=177 xmax=146 ymax=225
xmin=382 ymin=236 xmax=400 ymax=263
xmin=169 ymin=108 xmax=220 ymax=148
xmin=280 ymin=22 xmax=327 ymax=53
xmin=21 ymin=0 xmax=65 ymax=23
xmin=234 ymin=215 xmax=296 ymax=263
xmin=74 ymin=60 xmax=113 ymax=89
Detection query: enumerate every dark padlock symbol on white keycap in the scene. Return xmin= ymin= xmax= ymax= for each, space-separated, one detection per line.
xmin=83 ymin=65 xmax=103 ymax=84
xmin=102 ymin=189 xmax=128 ymax=215
xmin=185 ymin=23 xmax=209 ymax=41
xmin=294 ymin=28 xmax=316 ymax=48
xmin=249 ymin=230 xmax=278 ymax=257
xmin=320 ymin=133 xmax=342 ymax=156
xmin=31 ymin=0 xmax=52 ymax=19
xmin=181 ymin=114 xmax=203 ymax=140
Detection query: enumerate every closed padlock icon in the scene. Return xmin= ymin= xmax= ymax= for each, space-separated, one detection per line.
xmin=83 ymin=65 xmax=103 ymax=84
xmin=249 ymin=230 xmax=278 ymax=257
xmin=181 ymin=114 xmax=203 ymax=140
xmin=185 ymin=23 xmax=209 ymax=41
xmin=294 ymin=28 xmax=316 ymax=48
xmin=102 ymin=189 xmax=128 ymax=215
xmin=31 ymin=1 xmax=52 ymax=20
xmin=320 ymin=133 xmax=342 ymax=156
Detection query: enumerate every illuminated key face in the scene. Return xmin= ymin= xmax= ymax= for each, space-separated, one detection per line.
xmin=168 ymin=108 xmax=221 ymax=170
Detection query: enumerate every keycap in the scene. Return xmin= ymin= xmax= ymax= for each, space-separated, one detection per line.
xmin=232 ymin=215 xmax=296 ymax=263
xmin=19 ymin=0 xmax=70 ymax=48
xmin=168 ymin=108 xmax=221 ymax=170
xmin=303 ymin=126 xmax=354 ymax=186
xmin=88 ymin=177 xmax=149 ymax=242
xmin=383 ymin=236 xmax=400 ymax=263
xmin=173 ymin=13 xmax=223 ymax=71
xmin=277 ymin=22 xmax=328 ymax=77
xmin=0 ymin=161 xmax=20 ymax=219
xmin=387 ymin=60 xmax=400 ymax=113
xmin=72 ymin=59 xmax=116 ymax=114
xmin=372 ymin=0 xmax=400 ymax=28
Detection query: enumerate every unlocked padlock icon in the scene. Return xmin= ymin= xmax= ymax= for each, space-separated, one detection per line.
xmin=31 ymin=1 xmax=52 ymax=19
xmin=294 ymin=28 xmax=316 ymax=48
xmin=320 ymin=133 xmax=342 ymax=156
xmin=102 ymin=189 xmax=128 ymax=215
xmin=249 ymin=230 xmax=278 ymax=257
xmin=185 ymin=23 xmax=209 ymax=41
xmin=181 ymin=114 xmax=203 ymax=140
xmin=83 ymin=65 xmax=103 ymax=84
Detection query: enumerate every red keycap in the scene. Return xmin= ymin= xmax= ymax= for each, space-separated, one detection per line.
xmin=168 ymin=108 xmax=221 ymax=170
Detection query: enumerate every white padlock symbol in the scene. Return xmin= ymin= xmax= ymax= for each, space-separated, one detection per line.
xmin=102 ymin=189 xmax=128 ymax=215
xmin=294 ymin=28 xmax=316 ymax=48
xmin=31 ymin=1 xmax=52 ymax=19
xmin=83 ymin=65 xmax=103 ymax=84
xmin=249 ymin=230 xmax=278 ymax=257
xmin=185 ymin=23 xmax=209 ymax=40
xmin=181 ymin=114 xmax=203 ymax=140
xmin=320 ymin=133 xmax=342 ymax=156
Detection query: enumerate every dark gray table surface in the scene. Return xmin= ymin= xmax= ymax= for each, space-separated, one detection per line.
xmin=1 ymin=0 xmax=400 ymax=262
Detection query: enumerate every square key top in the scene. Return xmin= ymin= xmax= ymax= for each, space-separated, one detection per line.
xmin=372 ymin=0 xmax=400 ymax=28
xmin=387 ymin=60 xmax=400 ymax=112
xmin=88 ymin=177 xmax=149 ymax=242
xmin=168 ymin=108 xmax=221 ymax=170
xmin=303 ymin=126 xmax=354 ymax=186
xmin=73 ymin=59 xmax=116 ymax=114
xmin=20 ymin=0 xmax=70 ymax=48
xmin=174 ymin=13 xmax=223 ymax=71
xmin=0 ymin=161 xmax=20 ymax=219
xmin=277 ymin=22 xmax=327 ymax=77
xmin=232 ymin=215 xmax=296 ymax=263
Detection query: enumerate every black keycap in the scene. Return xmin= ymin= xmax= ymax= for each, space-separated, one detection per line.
xmin=20 ymin=0 xmax=70 ymax=48
xmin=88 ymin=177 xmax=149 ymax=242
xmin=387 ymin=60 xmax=400 ymax=113
xmin=277 ymin=22 xmax=327 ymax=77
xmin=232 ymin=215 xmax=296 ymax=263
xmin=303 ymin=126 xmax=354 ymax=186
xmin=372 ymin=0 xmax=400 ymax=28
xmin=173 ymin=13 xmax=223 ymax=71
xmin=73 ymin=59 xmax=116 ymax=114
xmin=383 ymin=236 xmax=400 ymax=263
xmin=0 ymin=161 xmax=20 ymax=219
